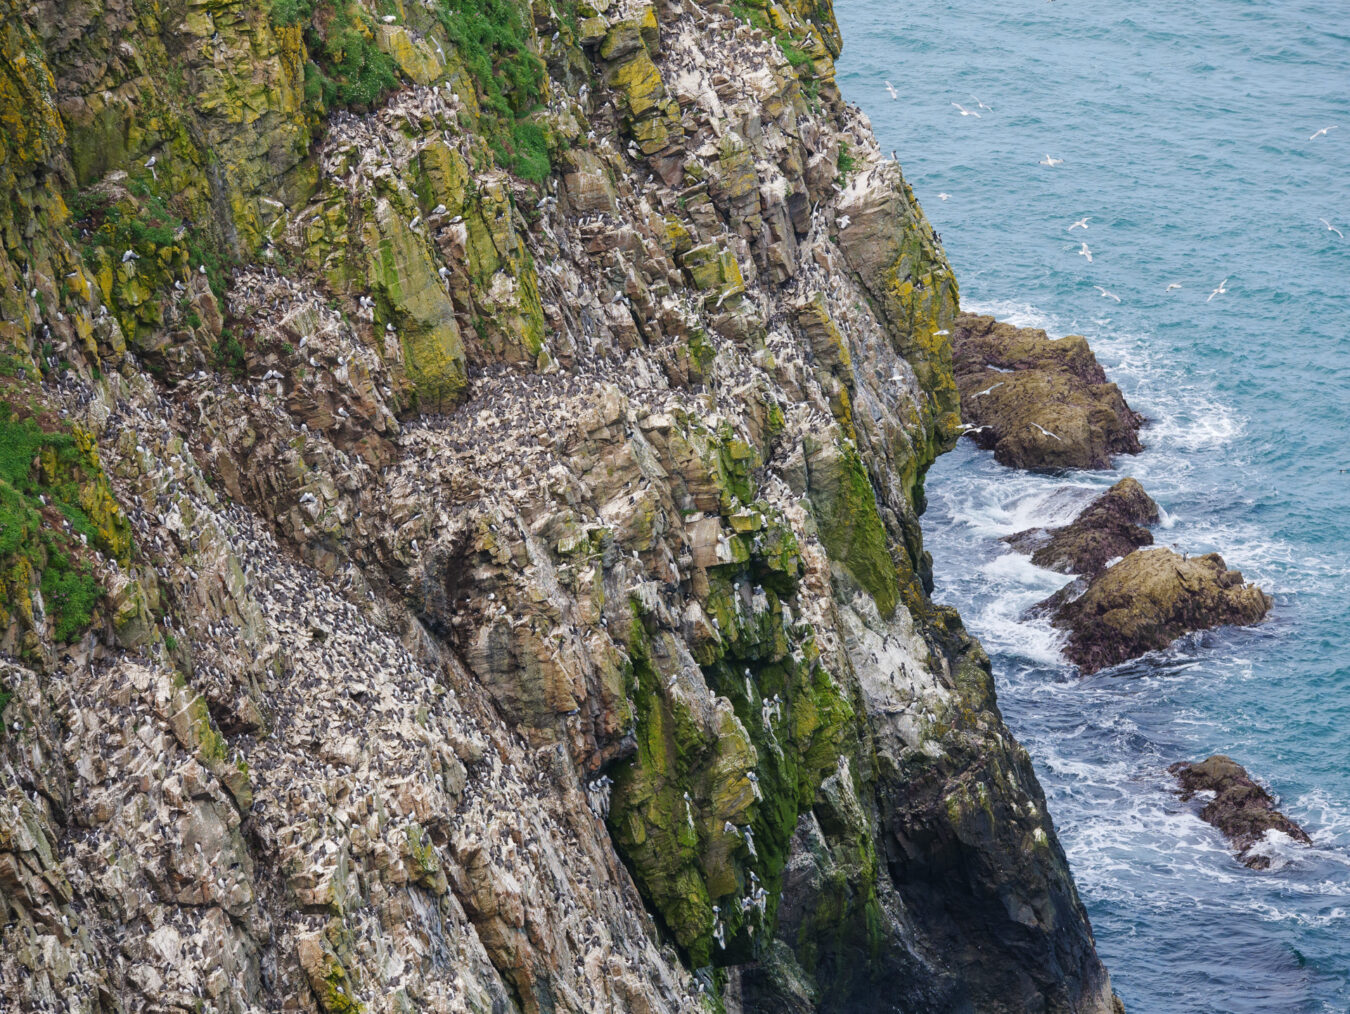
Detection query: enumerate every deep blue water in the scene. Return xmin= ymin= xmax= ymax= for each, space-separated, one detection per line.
xmin=835 ymin=2 xmax=1350 ymax=1011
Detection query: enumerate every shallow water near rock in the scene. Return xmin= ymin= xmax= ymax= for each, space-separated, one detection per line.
xmin=837 ymin=2 xmax=1350 ymax=1011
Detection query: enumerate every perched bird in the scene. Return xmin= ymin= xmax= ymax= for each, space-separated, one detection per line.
xmin=1068 ymin=216 xmax=1090 ymax=230
xmin=1206 ymin=277 xmax=1229 ymax=302
xmin=1040 ymin=154 xmax=1064 ymax=167
xmin=952 ymin=102 xmax=981 ymax=118
xmin=1078 ymin=241 xmax=1093 ymax=262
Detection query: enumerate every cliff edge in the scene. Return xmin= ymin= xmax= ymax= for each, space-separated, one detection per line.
xmin=0 ymin=0 xmax=1116 ymax=1010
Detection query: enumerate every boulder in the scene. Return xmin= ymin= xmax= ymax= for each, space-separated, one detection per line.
xmin=953 ymin=313 xmax=1143 ymax=470
xmin=1047 ymin=549 xmax=1271 ymax=674
xmin=1006 ymin=478 xmax=1158 ymax=576
xmin=1168 ymin=755 xmax=1312 ymax=868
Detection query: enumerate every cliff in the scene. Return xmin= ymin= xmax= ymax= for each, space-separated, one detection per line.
xmin=0 ymin=0 xmax=1118 ymax=1011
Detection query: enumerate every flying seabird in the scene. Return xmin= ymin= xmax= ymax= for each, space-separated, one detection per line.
xmin=885 ymin=81 xmax=898 ymax=100
xmin=1029 ymin=421 xmax=1062 ymax=442
xmin=1206 ymin=278 xmax=1229 ymax=302
xmin=1040 ymin=154 xmax=1064 ymax=167
xmin=1319 ymin=218 xmax=1344 ymax=239
xmin=938 ymin=192 xmax=951 ymax=200
xmin=1068 ymin=216 xmax=1090 ymax=230
xmin=1165 ymin=282 xmax=1182 ymax=291
xmin=1309 ymin=125 xmax=1337 ymax=140
xmin=1095 ymin=285 xmax=1121 ymax=302
xmin=1078 ymin=241 xmax=1093 ymax=262
xmin=952 ymin=102 xmax=981 ymax=118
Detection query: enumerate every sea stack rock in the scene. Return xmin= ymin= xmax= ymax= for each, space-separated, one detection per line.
xmin=953 ymin=313 xmax=1144 ymax=470
xmin=1169 ymin=756 xmax=1312 ymax=868
xmin=1006 ymin=477 xmax=1159 ymax=576
xmin=1049 ymin=550 xmax=1272 ymax=674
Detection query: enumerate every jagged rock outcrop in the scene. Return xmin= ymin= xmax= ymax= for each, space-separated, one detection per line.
xmin=0 ymin=0 xmax=1120 ymax=1011
xmin=1007 ymin=478 xmax=1158 ymax=576
xmin=953 ymin=313 xmax=1143 ymax=470
xmin=1048 ymin=550 xmax=1271 ymax=674
xmin=1168 ymin=756 xmax=1312 ymax=869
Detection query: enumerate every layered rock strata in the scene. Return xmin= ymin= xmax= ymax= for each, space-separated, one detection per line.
xmin=0 ymin=0 xmax=1119 ymax=1012
xmin=1169 ymin=756 xmax=1312 ymax=869
xmin=952 ymin=313 xmax=1143 ymax=470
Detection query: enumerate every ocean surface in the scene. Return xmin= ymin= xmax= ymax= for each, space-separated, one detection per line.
xmin=835 ymin=2 xmax=1350 ymax=1011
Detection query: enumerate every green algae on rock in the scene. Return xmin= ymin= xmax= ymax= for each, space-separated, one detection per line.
xmin=953 ymin=312 xmax=1144 ymax=471
xmin=1049 ymin=549 xmax=1272 ymax=674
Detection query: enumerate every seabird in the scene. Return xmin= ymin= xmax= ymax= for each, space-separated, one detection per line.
xmin=952 ymin=102 xmax=981 ymax=118
xmin=1078 ymin=241 xmax=1093 ymax=262
xmin=1095 ymin=285 xmax=1121 ymax=302
xmin=1319 ymin=218 xmax=1344 ymax=239
xmin=1309 ymin=125 xmax=1337 ymax=140
xmin=885 ymin=81 xmax=898 ymax=100
xmin=1068 ymin=216 xmax=1090 ymax=230
xmin=1164 ymin=282 xmax=1182 ymax=291
xmin=938 ymin=192 xmax=951 ymax=200
xmin=971 ymin=93 xmax=992 ymax=111
xmin=1206 ymin=277 xmax=1229 ymax=302
xmin=1029 ymin=421 xmax=1062 ymax=442
xmin=970 ymin=381 xmax=1004 ymax=398
xmin=1040 ymin=154 xmax=1064 ymax=167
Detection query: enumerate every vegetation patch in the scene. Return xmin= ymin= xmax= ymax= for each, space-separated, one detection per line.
xmin=0 ymin=397 xmax=130 ymax=646
xmin=274 ymin=0 xmax=553 ymax=180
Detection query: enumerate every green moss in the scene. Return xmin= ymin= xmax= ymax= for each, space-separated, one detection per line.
xmin=836 ymin=141 xmax=856 ymax=182
xmin=806 ymin=440 xmax=899 ymax=618
xmin=279 ymin=1 xmax=399 ymax=112
xmin=0 ymin=403 xmax=130 ymax=644
xmin=213 ymin=329 xmax=248 ymax=378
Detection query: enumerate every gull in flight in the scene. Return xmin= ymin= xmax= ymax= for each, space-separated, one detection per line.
xmin=1078 ymin=241 xmax=1093 ymax=262
xmin=952 ymin=102 xmax=981 ymax=118
xmin=1310 ymin=125 xmax=1337 ymax=140
xmin=971 ymin=94 xmax=993 ymax=111
xmin=1029 ymin=421 xmax=1063 ymax=442
xmin=938 ymin=192 xmax=951 ymax=200
xmin=1320 ymin=218 xmax=1344 ymax=239
xmin=1040 ymin=154 xmax=1064 ymax=167
xmin=1206 ymin=278 xmax=1229 ymax=302
xmin=1068 ymin=216 xmax=1090 ymax=230
xmin=885 ymin=81 xmax=898 ymax=100
xmin=970 ymin=381 xmax=1004 ymax=398
xmin=1164 ymin=282 xmax=1182 ymax=291
xmin=1095 ymin=285 xmax=1121 ymax=302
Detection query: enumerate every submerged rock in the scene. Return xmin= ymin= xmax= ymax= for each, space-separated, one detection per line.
xmin=1007 ymin=478 xmax=1159 ymax=576
xmin=1047 ymin=549 xmax=1270 ymax=674
xmin=1168 ymin=755 xmax=1312 ymax=868
xmin=953 ymin=313 xmax=1143 ymax=470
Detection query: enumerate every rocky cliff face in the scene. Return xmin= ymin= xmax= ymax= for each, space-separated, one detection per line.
xmin=0 ymin=0 xmax=1118 ymax=1010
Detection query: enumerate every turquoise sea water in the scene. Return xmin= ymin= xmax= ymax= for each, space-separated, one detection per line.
xmin=835 ymin=2 xmax=1350 ymax=1011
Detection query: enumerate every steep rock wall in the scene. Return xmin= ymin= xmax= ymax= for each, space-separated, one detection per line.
xmin=0 ymin=0 xmax=1118 ymax=1011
